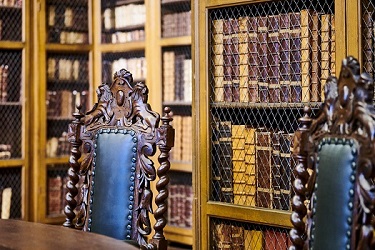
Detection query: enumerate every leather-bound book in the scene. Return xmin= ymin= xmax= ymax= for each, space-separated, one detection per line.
xmin=289 ymin=12 xmax=302 ymax=103
xmin=245 ymin=229 xmax=263 ymax=250
xmin=271 ymin=131 xmax=282 ymax=209
xmin=0 ymin=64 xmax=8 ymax=102
xmin=268 ymin=15 xmax=280 ymax=103
xmin=248 ymin=16 xmax=258 ymax=103
xmin=48 ymin=176 xmax=62 ymax=215
xmin=279 ymin=13 xmax=290 ymax=103
xmin=231 ymin=225 xmax=245 ymax=250
xmin=239 ymin=16 xmax=249 ymax=102
xmin=362 ymin=11 xmax=373 ymax=78
xmin=218 ymin=121 xmax=233 ymax=203
xmin=223 ymin=37 xmax=233 ymax=102
xmin=300 ymin=9 xmax=313 ymax=103
xmin=257 ymin=16 xmax=268 ymax=103
xmin=330 ymin=15 xmax=336 ymax=76
xmin=212 ymin=120 xmax=222 ymax=201
xmin=279 ymin=133 xmax=293 ymax=210
xmin=320 ymin=14 xmax=331 ymax=101
xmin=310 ymin=11 xmax=321 ymax=102
xmin=231 ymin=19 xmax=240 ymax=102
xmin=256 ymin=128 xmax=272 ymax=208
xmin=214 ymin=223 xmax=232 ymax=249
xmin=245 ymin=126 xmax=256 ymax=206
xmin=232 ymin=125 xmax=247 ymax=206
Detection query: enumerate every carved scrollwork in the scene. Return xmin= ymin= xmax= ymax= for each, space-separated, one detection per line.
xmin=290 ymin=56 xmax=375 ymax=249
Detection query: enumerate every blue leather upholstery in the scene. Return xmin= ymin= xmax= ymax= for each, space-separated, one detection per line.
xmin=88 ymin=129 xmax=138 ymax=240
xmin=310 ymin=138 xmax=358 ymax=250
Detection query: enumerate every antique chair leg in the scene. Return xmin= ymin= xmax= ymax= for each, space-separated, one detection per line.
xmin=63 ymin=107 xmax=84 ymax=228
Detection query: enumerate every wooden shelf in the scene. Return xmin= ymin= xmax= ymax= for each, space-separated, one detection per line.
xmin=0 ymin=41 xmax=24 ymax=49
xmin=100 ymin=41 xmax=146 ymax=53
xmin=170 ymin=161 xmax=192 ymax=172
xmin=0 ymin=160 xmax=24 ymax=168
xmin=211 ymin=101 xmax=323 ymax=109
xmin=160 ymin=36 xmax=191 ymax=47
xmin=45 ymin=156 xmax=70 ymax=165
xmin=46 ymin=43 xmax=92 ymax=52
xmin=165 ymin=225 xmax=193 ymax=245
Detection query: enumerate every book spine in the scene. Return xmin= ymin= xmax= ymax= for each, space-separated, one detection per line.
xmin=310 ymin=11 xmax=321 ymax=102
xmin=248 ymin=17 xmax=259 ymax=103
xmin=279 ymin=13 xmax=290 ymax=103
xmin=268 ymin=15 xmax=280 ymax=103
xmin=1 ymin=64 xmax=8 ymax=102
xmin=212 ymin=121 xmax=222 ymax=201
xmin=48 ymin=176 xmax=62 ymax=215
xmin=218 ymin=121 xmax=233 ymax=203
xmin=279 ymin=133 xmax=293 ymax=211
xmin=239 ymin=16 xmax=249 ymax=103
xmin=212 ymin=19 xmax=224 ymax=102
xmin=271 ymin=131 xmax=282 ymax=209
xmin=320 ymin=14 xmax=331 ymax=101
xmin=214 ymin=223 xmax=232 ymax=249
xmin=232 ymin=125 xmax=247 ymax=206
xmin=256 ymin=128 xmax=272 ymax=208
xmin=300 ymin=9 xmax=313 ymax=103
xmin=258 ymin=16 xmax=268 ymax=103
xmin=231 ymin=225 xmax=245 ymax=250
xmin=330 ymin=15 xmax=336 ymax=76
xmin=245 ymin=126 xmax=256 ymax=206
xmin=289 ymin=12 xmax=302 ymax=103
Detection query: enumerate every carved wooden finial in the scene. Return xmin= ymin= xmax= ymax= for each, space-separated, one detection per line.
xmin=161 ymin=107 xmax=173 ymax=126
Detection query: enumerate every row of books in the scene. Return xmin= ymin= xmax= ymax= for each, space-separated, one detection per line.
xmin=214 ymin=223 xmax=291 ymax=250
xmin=0 ymin=0 xmax=21 ymax=7
xmin=48 ymin=175 xmax=67 ymax=215
xmin=0 ymin=187 xmax=12 ymax=219
xmin=47 ymin=58 xmax=88 ymax=82
xmin=104 ymin=57 xmax=147 ymax=83
xmin=163 ymin=51 xmax=192 ymax=102
xmin=48 ymin=5 xmax=88 ymax=30
xmin=0 ymin=144 xmax=11 ymax=159
xmin=168 ymin=184 xmax=193 ymax=228
xmin=105 ymin=29 xmax=145 ymax=44
xmin=46 ymin=132 xmax=70 ymax=158
xmin=46 ymin=90 xmax=88 ymax=119
xmin=103 ymin=4 xmax=145 ymax=30
xmin=212 ymin=10 xmax=336 ymax=104
xmin=212 ymin=121 xmax=294 ymax=211
xmin=0 ymin=64 xmax=8 ymax=102
xmin=171 ymin=115 xmax=192 ymax=162
xmin=162 ymin=11 xmax=191 ymax=38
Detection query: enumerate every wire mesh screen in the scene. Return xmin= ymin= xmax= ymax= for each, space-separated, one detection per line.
xmin=361 ymin=0 xmax=375 ymax=101
xmin=102 ymin=51 xmax=146 ymax=84
xmin=161 ymin=0 xmax=191 ymax=38
xmin=0 ymin=167 xmax=22 ymax=219
xmin=168 ymin=171 xmax=192 ymax=228
xmin=208 ymin=1 xmax=334 ymax=210
xmin=0 ymin=50 xmax=22 ymax=159
xmin=0 ymin=1 xmax=22 ymax=41
xmin=47 ymin=164 xmax=69 ymax=216
xmin=101 ymin=1 xmax=145 ymax=44
xmin=211 ymin=218 xmax=291 ymax=249
xmin=162 ymin=46 xmax=192 ymax=163
xmin=46 ymin=52 xmax=89 ymax=157
xmin=46 ymin=0 xmax=89 ymax=44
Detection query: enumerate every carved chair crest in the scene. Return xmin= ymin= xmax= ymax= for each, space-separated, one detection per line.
xmin=64 ymin=68 xmax=174 ymax=250
xmin=290 ymin=56 xmax=375 ymax=250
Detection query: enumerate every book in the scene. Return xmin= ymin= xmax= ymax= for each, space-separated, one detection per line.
xmin=271 ymin=131 xmax=282 ymax=209
xmin=239 ymin=16 xmax=249 ymax=103
xmin=248 ymin=17 xmax=259 ymax=103
xmin=232 ymin=125 xmax=247 ymax=206
xmin=264 ymin=230 xmax=289 ymax=250
xmin=330 ymin=15 xmax=336 ymax=76
xmin=231 ymin=225 xmax=245 ymax=250
xmin=279 ymin=13 xmax=290 ymax=103
xmin=214 ymin=223 xmax=232 ymax=249
xmin=244 ymin=126 xmax=256 ymax=206
xmin=256 ymin=128 xmax=272 ymax=208
xmin=48 ymin=176 xmax=62 ymax=215
xmin=289 ymin=12 xmax=302 ymax=103
xmin=163 ymin=51 xmax=175 ymax=102
xmin=257 ymin=16 xmax=268 ymax=103
xmin=279 ymin=133 xmax=293 ymax=210
xmin=218 ymin=121 xmax=233 ymax=203
xmin=212 ymin=19 xmax=224 ymax=102
xmin=0 ymin=64 xmax=8 ymax=102
xmin=244 ymin=229 xmax=263 ymax=250
xmin=212 ymin=120 xmax=222 ymax=201
xmin=0 ymin=187 xmax=12 ymax=219
xmin=320 ymin=14 xmax=331 ymax=101
xmin=268 ymin=15 xmax=280 ymax=103
xmin=310 ymin=11 xmax=321 ymax=102
xmin=300 ymin=9 xmax=313 ymax=102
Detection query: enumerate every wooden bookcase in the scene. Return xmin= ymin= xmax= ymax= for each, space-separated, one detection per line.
xmin=30 ymin=0 xmax=193 ymax=246
xmin=0 ymin=0 xmax=30 ymax=221
xmin=193 ymin=0 xmax=347 ymax=249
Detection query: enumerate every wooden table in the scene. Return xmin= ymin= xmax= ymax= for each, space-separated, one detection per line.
xmin=0 ymin=219 xmax=139 ymax=249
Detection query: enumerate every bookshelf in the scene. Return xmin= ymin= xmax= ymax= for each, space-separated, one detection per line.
xmin=0 ymin=0 xmax=29 ymax=221
xmin=31 ymin=0 xmax=193 ymax=246
xmin=193 ymin=0 xmax=346 ymax=249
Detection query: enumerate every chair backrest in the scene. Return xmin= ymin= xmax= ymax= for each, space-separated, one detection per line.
xmin=289 ymin=56 xmax=375 ymax=250
xmin=63 ymin=68 xmax=174 ymax=250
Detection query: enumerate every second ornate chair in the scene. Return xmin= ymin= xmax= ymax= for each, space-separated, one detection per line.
xmin=289 ymin=56 xmax=375 ymax=249
xmin=63 ymin=68 xmax=174 ymax=250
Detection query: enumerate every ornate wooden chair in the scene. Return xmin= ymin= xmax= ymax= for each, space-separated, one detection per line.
xmin=63 ymin=68 xmax=174 ymax=250
xmin=289 ymin=56 xmax=375 ymax=250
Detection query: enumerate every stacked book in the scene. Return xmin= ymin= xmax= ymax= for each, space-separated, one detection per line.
xmin=162 ymin=11 xmax=191 ymax=38
xmin=102 ymin=4 xmax=145 ymax=31
xmin=0 ymin=64 xmax=9 ymax=102
xmin=0 ymin=144 xmax=11 ymax=159
xmin=0 ymin=187 xmax=12 ymax=219
xmin=212 ymin=120 xmax=295 ymax=211
xmin=171 ymin=115 xmax=192 ymax=162
xmin=163 ymin=51 xmax=192 ymax=102
xmin=211 ymin=10 xmax=336 ymax=104
xmin=168 ymin=184 xmax=193 ymax=228
xmin=47 ymin=57 xmax=88 ymax=82
xmin=104 ymin=57 xmax=147 ymax=82
xmin=46 ymin=90 xmax=88 ymax=119
xmin=46 ymin=132 xmax=71 ymax=157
